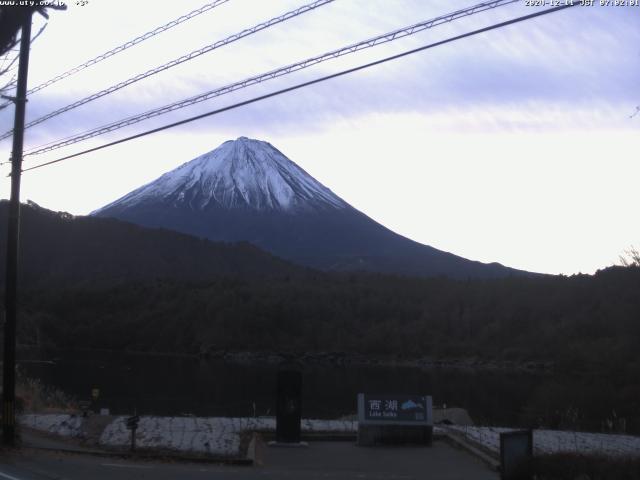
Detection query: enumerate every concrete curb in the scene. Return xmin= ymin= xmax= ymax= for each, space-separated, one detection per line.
xmin=22 ymin=443 xmax=254 ymax=465
xmin=20 ymin=429 xmax=254 ymax=467
xmin=442 ymin=431 xmax=500 ymax=471
xmin=23 ymin=431 xmax=361 ymax=466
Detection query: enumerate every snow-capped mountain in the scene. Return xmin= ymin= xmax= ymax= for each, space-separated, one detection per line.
xmin=93 ymin=137 xmax=527 ymax=278
xmin=99 ymin=137 xmax=346 ymax=213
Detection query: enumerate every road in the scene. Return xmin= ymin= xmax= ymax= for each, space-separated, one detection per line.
xmin=0 ymin=440 xmax=498 ymax=479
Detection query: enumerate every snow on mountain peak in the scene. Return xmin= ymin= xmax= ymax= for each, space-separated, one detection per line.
xmin=96 ymin=137 xmax=348 ymax=213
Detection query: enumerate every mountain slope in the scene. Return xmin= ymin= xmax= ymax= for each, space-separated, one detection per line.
xmin=99 ymin=137 xmax=346 ymax=213
xmin=93 ymin=137 xmax=529 ymax=279
xmin=0 ymin=201 xmax=300 ymax=289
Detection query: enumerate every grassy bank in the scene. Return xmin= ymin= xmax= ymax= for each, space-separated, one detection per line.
xmin=12 ymin=371 xmax=77 ymax=413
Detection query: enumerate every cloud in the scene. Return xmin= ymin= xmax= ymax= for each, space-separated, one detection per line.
xmin=2 ymin=0 xmax=639 ymax=275
xmin=6 ymin=1 xmax=635 ymax=150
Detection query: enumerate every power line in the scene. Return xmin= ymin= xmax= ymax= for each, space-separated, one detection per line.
xmin=23 ymin=0 xmax=519 ymax=157
xmin=0 ymin=23 xmax=47 ymax=107
xmin=0 ymin=1 xmax=230 ymax=111
xmin=22 ymin=4 xmax=579 ymax=174
xmin=0 ymin=0 xmax=335 ymax=141
xmin=26 ymin=0 xmax=231 ymax=96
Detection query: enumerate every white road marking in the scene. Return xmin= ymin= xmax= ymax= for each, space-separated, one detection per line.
xmin=0 ymin=470 xmax=24 ymax=480
xmin=100 ymin=463 xmax=154 ymax=469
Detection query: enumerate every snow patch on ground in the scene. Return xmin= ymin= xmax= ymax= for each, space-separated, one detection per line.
xmin=21 ymin=415 xmax=638 ymax=459
xmin=20 ymin=414 xmax=84 ymax=438
xmin=99 ymin=416 xmax=357 ymax=455
xmin=446 ymin=425 xmax=640 ymax=458
xmin=21 ymin=414 xmax=357 ymax=457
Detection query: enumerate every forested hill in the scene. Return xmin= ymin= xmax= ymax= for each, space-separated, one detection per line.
xmin=0 ymin=201 xmax=302 ymax=289
xmin=17 ymin=264 xmax=640 ymax=378
xmin=2 ymin=201 xmax=639 ymax=379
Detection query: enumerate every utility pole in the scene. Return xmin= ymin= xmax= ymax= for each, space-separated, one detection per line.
xmin=2 ymin=10 xmax=32 ymax=447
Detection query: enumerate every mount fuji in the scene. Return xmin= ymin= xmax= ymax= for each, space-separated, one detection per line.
xmin=92 ymin=137 xmax=525 ymax=278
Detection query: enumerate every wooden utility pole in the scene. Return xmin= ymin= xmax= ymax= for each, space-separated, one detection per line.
xmin=2 ymin=10 xmax=32 ymax=447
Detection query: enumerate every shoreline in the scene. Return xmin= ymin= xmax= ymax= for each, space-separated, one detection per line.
xmin=204 ymin=350 xmax=555 ymax=373
xmin=16 ymin=344 xmax=554 ymax=373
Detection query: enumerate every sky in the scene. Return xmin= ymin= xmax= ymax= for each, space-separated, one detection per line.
xmin=0 ymin=0 xmax=638 ymax=275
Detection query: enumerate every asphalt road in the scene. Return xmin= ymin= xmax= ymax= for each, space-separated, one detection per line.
xmin=0 ymin=441 xmax=498 ymax=480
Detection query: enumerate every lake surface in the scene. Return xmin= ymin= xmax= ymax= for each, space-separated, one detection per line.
xmin=18 ymin=349 xmax=639 ymax=434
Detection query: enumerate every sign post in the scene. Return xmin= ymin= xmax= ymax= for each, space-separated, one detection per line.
xmin=357 ymin=393 xmax=433 ymax=446
xmin=79 ymin=400 xmax=91 ymax=417
xmin=91 ymin=387 xmax=100 ymax=413
xmin=125 ymin=415 xmax=140 ymax=451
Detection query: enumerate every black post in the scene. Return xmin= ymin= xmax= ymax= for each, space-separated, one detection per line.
xmin=2 ymin=11 xmax=32 ymax=447
xmin=126 ymin=414 xmax=139 ymax=451
xmin=275 ymin=364 xmax=302 ymax=443
xmin=130 ymin=426 xmax=136 ymax=451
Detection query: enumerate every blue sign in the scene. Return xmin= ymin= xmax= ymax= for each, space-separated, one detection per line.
xmin=358 ymin=394 xmax=433 ymax=426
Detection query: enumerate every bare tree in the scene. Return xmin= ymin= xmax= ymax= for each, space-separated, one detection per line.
xmin=0 ymin=48 xmax=20 ymax=102
xmin=0 ymin=5 xmax=62 ymax=110
xmin=0 ymin=5 xmax=63 ymax=57
xmin=619 ymin=246 xmax=640 ymax=267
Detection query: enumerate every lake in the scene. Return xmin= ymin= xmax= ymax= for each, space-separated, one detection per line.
xmin=18 ymin=349 xmax=639 ymax=434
